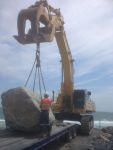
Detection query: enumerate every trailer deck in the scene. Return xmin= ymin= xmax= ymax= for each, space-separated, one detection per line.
xmin=0 ymin=123 xmax=78 ymax=150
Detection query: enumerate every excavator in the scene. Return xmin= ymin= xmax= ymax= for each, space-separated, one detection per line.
xmin=14 ymin=0 xmax=95 ymax=135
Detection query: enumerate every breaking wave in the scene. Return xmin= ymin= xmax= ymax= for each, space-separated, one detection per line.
xmin=94 ymin=120 xmax=113 ymax=128
xmin=0 ymin=119 xmax=5 ymax=122
xmin=0 ymin=119 xmax=5 ymax=129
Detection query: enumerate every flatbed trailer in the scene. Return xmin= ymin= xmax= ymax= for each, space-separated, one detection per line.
xmin=0 ymin=123 xmax=78 ymax=150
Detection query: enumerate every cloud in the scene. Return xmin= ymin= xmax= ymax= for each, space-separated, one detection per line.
xmin=92 ymin=86 xmax=113 ymax=112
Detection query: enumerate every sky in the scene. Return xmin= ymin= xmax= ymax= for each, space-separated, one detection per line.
xmin=0 ymin=0 xmax=113 ymax=112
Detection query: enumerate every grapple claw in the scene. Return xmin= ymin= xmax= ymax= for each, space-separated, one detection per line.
xmin=14 ymin=35 xmax=34 ymax=44
xmin=14 ymin=2 xmax=55 ymax=44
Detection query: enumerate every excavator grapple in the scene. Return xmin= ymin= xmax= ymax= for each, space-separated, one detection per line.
xmin=14 ymin=1 xmax=56 ymax=44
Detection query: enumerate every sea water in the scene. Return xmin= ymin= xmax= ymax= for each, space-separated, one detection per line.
xmin=0 ymin=107 xmax=113 ymax=129
xmin=94 ymin=112 xmax=113 ymax=128
xmin=0 ymin=107 xmax=6 ymax=129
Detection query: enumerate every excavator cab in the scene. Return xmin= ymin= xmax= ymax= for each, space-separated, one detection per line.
xmin=73 ymin=90 xmax=92 ymax=111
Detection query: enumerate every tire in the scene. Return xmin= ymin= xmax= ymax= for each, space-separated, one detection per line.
xmin=80 ymin=115 xmax=94 ymax=135
xmin=72 ymin=127 xmax=76 ymax=138
xmin=65 ymin=129 xmax=73 ymax=142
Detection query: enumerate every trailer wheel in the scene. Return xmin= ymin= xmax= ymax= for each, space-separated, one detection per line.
xmin=80 ymin=115 xmax=94 ymax=135
xmin=65 ymin=129 xmax=73 ymax=142
xmin=72 ymin=127 xmax=76 ymax=138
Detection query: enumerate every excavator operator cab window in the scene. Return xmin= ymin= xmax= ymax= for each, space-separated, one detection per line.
xmin=73 ymin=90 xmax=86 ymax=109
xmin=85 ymin=91 xmax=91 ymax=101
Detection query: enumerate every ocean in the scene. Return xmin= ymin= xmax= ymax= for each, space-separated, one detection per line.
xmin=0 ymin=107 xmax=5 ymax=129
xmin=94 ymin=111 xmax=113 ymax=128
xmin=0 ymin=107 xmax=113 ymax=129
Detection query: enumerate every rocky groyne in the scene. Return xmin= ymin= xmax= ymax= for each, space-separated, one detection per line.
xmin=89 ymin=126 xmax=113 ymax=150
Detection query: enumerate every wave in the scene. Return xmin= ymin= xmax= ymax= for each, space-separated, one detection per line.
xmin=0 ymin=119 xmax=5 ymax=122
xmin=0 ymin=119 xmax=5 ymax=129
xmin=63 ymin=120 xmax=113 ymax=128
xmin=94 ymin=120 xmax=113 ymax=128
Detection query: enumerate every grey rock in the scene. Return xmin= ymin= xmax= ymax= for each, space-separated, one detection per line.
xmin=1 ymin=87 xmax=55 ymax=132
xmin=89 ymin=127 xmax=113 ymax=150
xmin=102 ymin=126 xmax=113 ymax=135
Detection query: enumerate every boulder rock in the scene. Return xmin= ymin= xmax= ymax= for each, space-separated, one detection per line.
xmin=102 ymin=126 xmax=113 ymax=135
xmin=1 ymin=87 xmax=55 ymax=132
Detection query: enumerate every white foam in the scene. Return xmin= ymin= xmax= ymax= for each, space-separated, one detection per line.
xmin=94 ymin=120 xmax=113 ymax=128
xmin=0 ymin=119 xmax=5 ymax=122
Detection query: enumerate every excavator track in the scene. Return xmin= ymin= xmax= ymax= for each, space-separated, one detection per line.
xmin=80 ymin=115 xmax=94 ymax=135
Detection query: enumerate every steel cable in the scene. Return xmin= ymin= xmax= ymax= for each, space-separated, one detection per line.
xmin=25 ymin=58 xmax=36 ymax=87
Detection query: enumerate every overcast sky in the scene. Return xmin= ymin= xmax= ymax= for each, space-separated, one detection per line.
xmin=0 ymin=0 xmax=113 ymax=112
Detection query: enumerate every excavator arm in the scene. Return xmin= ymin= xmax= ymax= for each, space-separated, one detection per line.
xmin=14 ymin=0 xmax=74 ymax=112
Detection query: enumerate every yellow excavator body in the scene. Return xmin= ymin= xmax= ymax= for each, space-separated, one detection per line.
xmin=14 ymin=0 xmax=95 ymax=135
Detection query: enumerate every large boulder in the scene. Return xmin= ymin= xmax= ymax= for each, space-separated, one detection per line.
xmin=1 ymin=87 xmax=55 ymax=132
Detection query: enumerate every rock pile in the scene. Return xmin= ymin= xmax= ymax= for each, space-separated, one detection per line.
xmin=1 ymin=87 xmax=55 ymax=132
xmin=88 ymin=126 xmax=113 ymax=150
xmin=102 ymin=126 xmax=113 ymax=135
